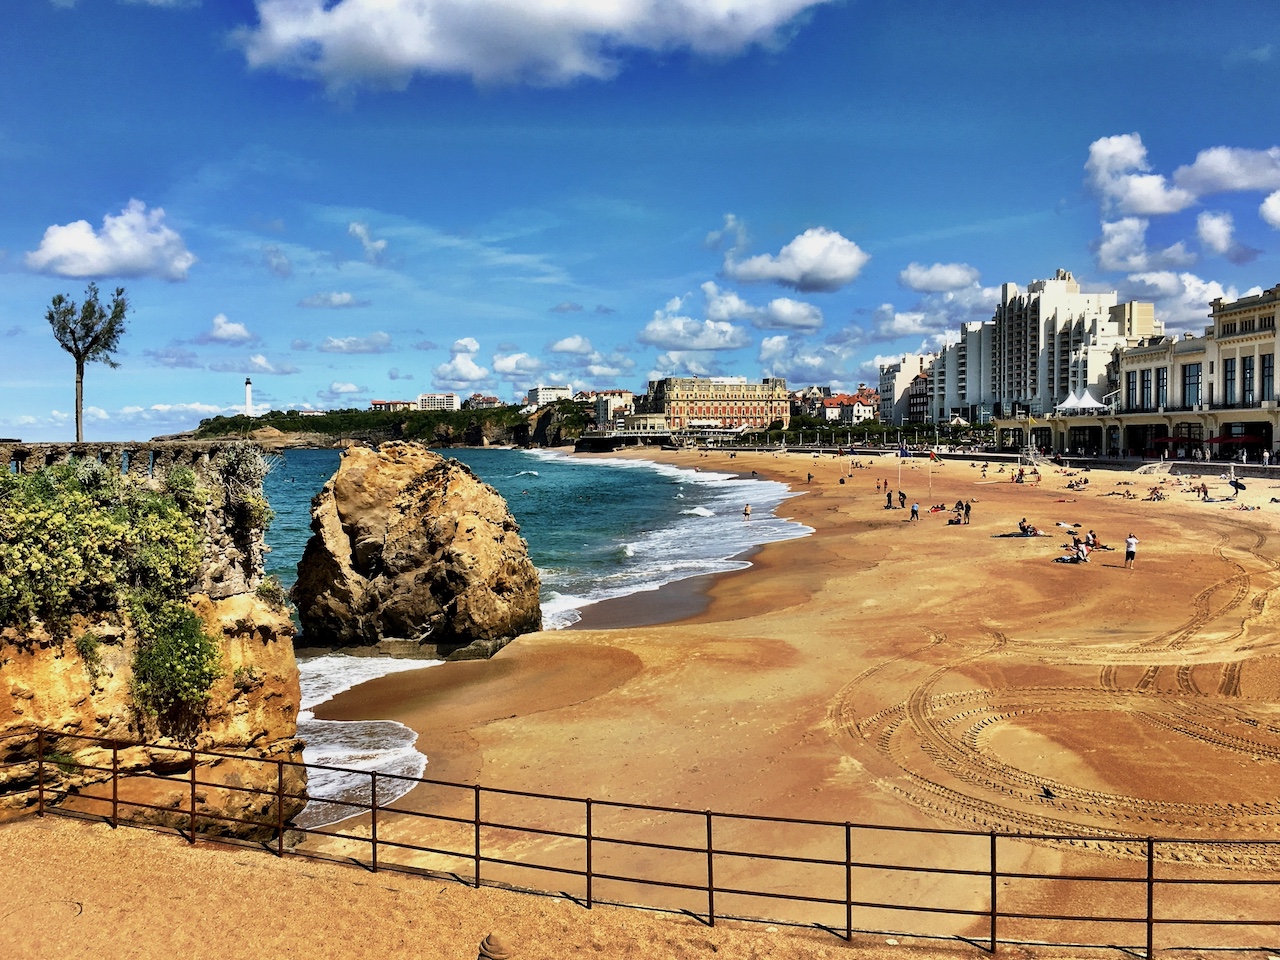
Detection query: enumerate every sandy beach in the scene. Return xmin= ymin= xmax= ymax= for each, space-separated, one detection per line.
xmin=8 ymin=446 xmax=1280 ymax=958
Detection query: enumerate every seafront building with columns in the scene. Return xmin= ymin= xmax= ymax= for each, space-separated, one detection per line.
xmin=1012 ymin=282 xmax=1280 ymax=460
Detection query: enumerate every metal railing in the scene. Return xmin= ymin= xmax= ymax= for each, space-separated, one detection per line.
xmin=4 ymin=726 xmax=1280 ymax=955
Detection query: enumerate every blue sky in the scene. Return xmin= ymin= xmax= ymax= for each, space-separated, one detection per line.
xmin=3 ymin=0 xmax=1280 ymax=440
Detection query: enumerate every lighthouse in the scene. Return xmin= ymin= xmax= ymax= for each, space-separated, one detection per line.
xmin=245 ymin=378 xmax=253 ymax=417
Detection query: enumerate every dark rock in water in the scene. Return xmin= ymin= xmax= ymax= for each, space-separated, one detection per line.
xmin=291 ymin=441 xmax=542 ymax=659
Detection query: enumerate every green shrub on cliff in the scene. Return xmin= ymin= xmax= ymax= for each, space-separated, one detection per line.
xmin=129 ymin=598 xmax=223 ymax=722
xmin=0 ymin=460 xmax=220 ymax=732
xmin=0 ymin=462 xmax=203 ymax=634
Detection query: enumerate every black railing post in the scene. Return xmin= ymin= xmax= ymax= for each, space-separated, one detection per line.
xmin=1146 ymin=837 xmax=1155 ymax=959
xmin=845 ymin=822 xmax=853 ymax=942
xmin=989 ymin=831 xmax=998 ymax=954
xmin=706 ymin=810 xmax=715 ymax=927
xmin=276 ymin=759 xmax=285 ymax=857
xmin=370 ymin=771 xmax=379 ymax=873
xmin=111 ymin=742 xmax=119 ymax=828
xmin=474 ymin=784 xmax=482 ymax=888
xmin=36 ymin=729 xmax=45 ymax=817
xmin=188 ymin=746 xmax=197 ymax=844
xmin=585 ymin=798 xmax=593 ymax=910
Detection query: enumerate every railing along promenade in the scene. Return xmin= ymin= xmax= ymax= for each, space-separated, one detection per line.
xmin=1 ymin=440 xmax=250 ymax=484
xmin=4 ymin=727 xmax=1280 ymax=955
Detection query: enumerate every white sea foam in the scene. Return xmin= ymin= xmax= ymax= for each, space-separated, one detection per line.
xmin=295 ymin=655 xmax=440 ymax=829
xmin=524 ymin=449 xmax=812 ymax=628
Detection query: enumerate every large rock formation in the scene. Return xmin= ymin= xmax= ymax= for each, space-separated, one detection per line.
xmin=292 ymin=442 xmax=542 ymax=659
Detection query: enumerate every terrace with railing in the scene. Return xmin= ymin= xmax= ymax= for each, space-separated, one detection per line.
xmin=4 ymin=727 xmax=1280 ymax=955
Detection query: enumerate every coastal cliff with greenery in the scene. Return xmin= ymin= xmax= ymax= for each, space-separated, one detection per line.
xmin=0 ymin=443 xmax=306 ymax=834
xmin=191 ymin=400 xmax=590 ymax=448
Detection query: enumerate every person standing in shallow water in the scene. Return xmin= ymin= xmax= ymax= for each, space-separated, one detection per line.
xmin=742 ymin=503 xmax=751 ymax=521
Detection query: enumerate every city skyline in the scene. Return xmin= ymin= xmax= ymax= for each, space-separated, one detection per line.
xmin=3 ymin=0 xmax=1280 ymax=440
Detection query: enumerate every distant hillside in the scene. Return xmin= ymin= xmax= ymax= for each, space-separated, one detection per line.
xmin=193 ymin=402 xmax=590 ymax=447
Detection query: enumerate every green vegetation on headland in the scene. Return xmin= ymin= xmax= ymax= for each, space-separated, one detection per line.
xmin=194 ymin=405 xmax=530 ymax=444
xmin=0 ymin=443 xmax=274 ymax=732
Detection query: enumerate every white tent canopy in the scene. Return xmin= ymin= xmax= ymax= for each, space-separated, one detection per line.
xmin=1054 ymin=390 xmax=1081 ymax=411
xmin=1074 ymin=389 xmax=1108 ymax=409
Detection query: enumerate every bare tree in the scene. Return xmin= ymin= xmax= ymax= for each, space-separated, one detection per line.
xmin=46 ymin=283 xmax=128 ymax=442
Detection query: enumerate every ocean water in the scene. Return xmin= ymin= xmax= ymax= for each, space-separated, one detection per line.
xmin=262 ymin=447 xmax=811 ymax=826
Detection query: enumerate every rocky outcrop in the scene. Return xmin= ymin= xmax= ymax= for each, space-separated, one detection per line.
xmin=0 ymin=594 xmax=306 ymax=836
xmin=292 ymin=442 xmax=542 ymax=659
xmin=0 ymin=443 xmax=307 ymax=838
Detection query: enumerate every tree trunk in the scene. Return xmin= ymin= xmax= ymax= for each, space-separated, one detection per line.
xmin=75 ymin=358 xmax=84 ymax=443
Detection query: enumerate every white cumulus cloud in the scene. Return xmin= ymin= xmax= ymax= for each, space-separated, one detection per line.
xmin=236 ymin=0 xmax=833 ymax=91
xmin=723 ymin=226 xmax=868 ymax=292
xmin=1173 ymin=145 xmax=1280 ymax=195
xmin=433 ymin=337 xmax=491 ymax=388
xmin=898 ymin=261 xmax=980 ymax=293
xmin=1094 ymin=218 xmax=1195 ymax=272
xmin=1085 ymin=133 xmax=1195 ymax=216
xmin=701 ymin=281 xmax=823 ymax=331
xmin=493 ymin=352 xmax=543 ymax=375
xmin=1262 ymin=191 xmax=1280 ymax=229
xmin=549 ymin=334 xmax=594 ymax=354
xmin=638 ymin=296 xmax=750 ymax=350
xmin=1123 ymin=271 xmax=1262 ymax=331
xmin=25 ymin=199 xmax=196 ymax=281
xmin=1197 ymin=211 xmax=1235 ymax=256
xmin=197 ymin=313 xmax=257 ymax=344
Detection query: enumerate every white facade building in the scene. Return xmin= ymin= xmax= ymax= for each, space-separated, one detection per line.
xmin=878 ymin=354 xmax=936 ymax=425
xmin=417 ymin=392 xmax=461 ymax=411
xmin=527 ymin=385 xmax=573 ymax=407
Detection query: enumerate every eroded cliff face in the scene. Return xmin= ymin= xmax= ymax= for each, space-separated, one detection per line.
xmin=0 ymin=595 xmax=306 ymax=834
xmin=0 ymin=444 xmax=307 ymax=836
xmin=292 ymin=442 xmax=542 ymax=659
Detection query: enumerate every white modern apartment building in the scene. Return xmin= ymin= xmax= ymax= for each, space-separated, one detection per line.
xmin=527 ymin=385 xmax=573 ymax=407
xmin=928 ymin=320 xmax=996 ymax=425
xmin=995 ymin=283 xmax=1280 ymax=458
xmin=879 ymin=354 xmax=936 ymax=425
xmin=417 ymin=392 xmax=461 ymax=411
xmin=925 ymin=269 xmax=1161 ymax=425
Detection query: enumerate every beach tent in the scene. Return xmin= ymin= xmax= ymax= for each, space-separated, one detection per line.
xmin=1074 ymin=389 xmax=1108 ymax=411
xmin=1054 ymin=390 xmax=1081 ymax=412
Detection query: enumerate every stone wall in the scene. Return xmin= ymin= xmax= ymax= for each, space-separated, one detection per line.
xmin=1 ymin=441 xmax=240 ymax=484
xmin=1 ymin=441 xmax=269 ymax=600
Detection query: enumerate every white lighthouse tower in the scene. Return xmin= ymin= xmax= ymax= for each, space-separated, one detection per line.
xmin=245 ymin=378 xmax=253 ymax=417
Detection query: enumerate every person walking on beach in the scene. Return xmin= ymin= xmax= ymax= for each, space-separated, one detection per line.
xmin=743 ymin=504 xmax=751 ymax=521
xmin=1124 ymin=532 xmax=1139 ymax=569
xmin=898 ymin=490 xmax=906 ymax=509
xmin=886 ymin=490 xmax=893 ymax=509
xmin=963 ymin=500 xmax=971 ymax=524
xmin=910 ymin=502 xmax=919 ymax=521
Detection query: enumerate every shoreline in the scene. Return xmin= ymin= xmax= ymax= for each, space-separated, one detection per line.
xmin=317 ymin=447 xmax=1280 ymax=825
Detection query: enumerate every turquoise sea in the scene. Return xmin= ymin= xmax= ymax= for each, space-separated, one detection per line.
xmin=261 ymin=447 xmax=811 ymax=826
xmin=264 ymin=446 xmax=810 ymax=629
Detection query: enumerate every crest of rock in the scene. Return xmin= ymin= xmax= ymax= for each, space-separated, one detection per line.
xmin=292 ymin=442 xmax=542 ymax=659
